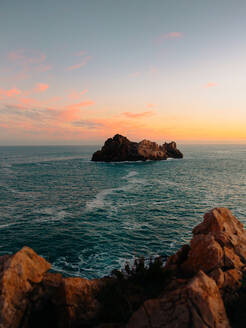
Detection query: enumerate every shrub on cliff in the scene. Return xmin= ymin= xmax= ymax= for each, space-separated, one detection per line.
xmin=97 ymin=255 xmax=170 ymax=323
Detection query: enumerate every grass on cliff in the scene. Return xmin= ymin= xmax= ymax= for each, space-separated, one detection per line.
xmin=97 ymin=256 xmax=171 ymax=324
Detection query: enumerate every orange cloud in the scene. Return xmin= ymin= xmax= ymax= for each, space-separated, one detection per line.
xmin=19 ymin=97 xmax=40 ymax=106
xmin=59 ymin=100 xmax=95 ymax=121
xmin=146 ymin=103 xmax=155 ymax=108
xmin=35 ymin=83 xmax=49 ymax=92
xmin=0 ymin=88 xmax=21 ymax=98
xmin=67 ymin=56 xmax=91 ymax=71
xmin=204 ymin=82 xmax=217 ymax=88
xmin=123 ymin=111 xmax=154 ymax=119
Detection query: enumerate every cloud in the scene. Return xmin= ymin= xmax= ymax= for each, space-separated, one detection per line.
xmin=8 ymin=49 xmax=46 ymax=65
xmin=19 ymin=97 xmax=40 ymax=106
xmin=130 ymin=71 xmax=140 ymax=77
xmin=7 ymin=49 xmax=52 ymax=81
xmin=71 ymin=120 xmax=104 ymax=129
xmin=146 ymin=103 xmax=155 ymax=108
xmin=123 ymin=111 xmax=154 ymax=119
xmin=156 ymin=32 xmax=183 ymax=44
xmin=68 ymin=89 xmax=88 ymax=100
xmin=66 ymin=100 xmax=94 ymax=108
xmin=59 ymin=100 xmax=95 ymax=121
xmin=0 ymin=88 xmax=21 ymax=98
xmin=67 ymin=56 xmax=91 ymax=71
xmin=0 ymin=104 xmax=57 ymax=121
xmin=75 ymin=50 xmax=87 ymax=56
xmin=204 ymin=82 xmax=217 ymax=88
xmin=35 ymin=83 xmax=49 ymax=92
xmin=150 ymin=66 xmax=158 ymax=74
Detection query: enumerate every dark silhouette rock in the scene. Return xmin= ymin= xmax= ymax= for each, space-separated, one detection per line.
xmin=91 ymin=134 xmax=183 ymax=161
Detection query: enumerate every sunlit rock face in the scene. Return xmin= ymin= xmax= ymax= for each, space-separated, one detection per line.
xmin=91 ymin=134 xmax=183 ymax=162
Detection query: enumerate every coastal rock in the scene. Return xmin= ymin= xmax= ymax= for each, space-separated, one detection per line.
xmin=91 ymin=134 xmax=183 ymax=161
xmin=166 ymin=207 xmax=246 ymax=297
xmin=0 ymin=247 xmax=50 ymax=328
xmin=62 ymin=277 xmax=104 ymax=326
xmin=127 ymin=271 xmax=230 ymax=328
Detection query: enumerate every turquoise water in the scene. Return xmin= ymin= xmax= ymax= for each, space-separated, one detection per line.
xmin=0 ymin=145 xmax=245 ymax=278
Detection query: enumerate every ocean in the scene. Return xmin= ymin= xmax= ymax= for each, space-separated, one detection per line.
xmin=0 ymin=144 xmax=245 ymax=279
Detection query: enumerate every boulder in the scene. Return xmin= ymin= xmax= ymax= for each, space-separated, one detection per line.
xmin=91 ymin=134 xmax=183 ymax=162
xmin=0 ymin=247 xmax=50 ymax=328
xmin=126 ymin=271 xmax=230 ymax=328
xmin=165 ymin=208 xmax=246 ymax=297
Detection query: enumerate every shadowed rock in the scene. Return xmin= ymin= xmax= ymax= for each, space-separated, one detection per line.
xmin=126 ymin=271 xmax=230 ymax=328
xmin=91 ymin=134 xmax=183 ymax=162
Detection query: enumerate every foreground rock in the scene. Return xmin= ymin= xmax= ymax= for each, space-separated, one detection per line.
xmin=1 ymin=208 xmax=246 ymax=327
xmin=0 ymin=247 xmax=50 ymax=328
xmin=127 ymin=271 xmax=230 ymax=328
xmin=91 ymin=134 xmax=183 ymax=161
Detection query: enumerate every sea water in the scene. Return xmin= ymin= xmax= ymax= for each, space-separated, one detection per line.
xmin=0 ymin=145 xmax=245 ymax=278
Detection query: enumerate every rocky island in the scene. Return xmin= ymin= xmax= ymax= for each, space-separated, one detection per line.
xmin=1 ymin=208 xmax=246 ymax=327
xmin=91 ymin=134 xmax=183 ymax=161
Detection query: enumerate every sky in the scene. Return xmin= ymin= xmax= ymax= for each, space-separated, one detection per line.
xmin=0 ymin=0 xmax=246 ymax=145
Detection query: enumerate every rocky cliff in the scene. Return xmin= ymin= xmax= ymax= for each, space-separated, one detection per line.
xmin=91 ymin=134 xmax=183 ymax=161
xmin=1 ymin=208 xmax=246 ymax=327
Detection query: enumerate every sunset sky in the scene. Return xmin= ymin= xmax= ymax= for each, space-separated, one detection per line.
xmin=1 ymin=0 xmax=246 ymax=145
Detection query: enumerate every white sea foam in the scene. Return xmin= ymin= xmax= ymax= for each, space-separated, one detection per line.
xmin=85 ymin=175 xmax=147 ymax=212
xmin=85 ymin=186 xmax=131 ymax=211
xmin=0 ymin=222 xmax=19 ymax=229
xmin=34 ymin=207 xmax=68 ymax=222
xmin=122 ymin=220 xmax=152 ymax=231
xmin=123 ymin=171 xmax=138 ymax=179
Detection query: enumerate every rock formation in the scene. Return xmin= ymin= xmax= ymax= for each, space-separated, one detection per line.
xmin=1 ymin=208 xmax=246 ymax=327
xmin=91 ymin=134 xmax=183 ymax=161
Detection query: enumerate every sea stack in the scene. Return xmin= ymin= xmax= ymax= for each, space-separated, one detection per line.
xmin=91 ymin=134 xmax=183 ymax=162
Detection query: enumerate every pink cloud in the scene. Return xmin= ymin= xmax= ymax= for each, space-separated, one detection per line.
xmin=67 ymin=56 xmax=91 ymax=71
xmin=204 ymin=82 xmax=217 ymax=88
xmin=68 ymin=89 xmax=88 ymax=100
xmin=59 ymin=100 xmax=95 ymax=121
xmin=75 ymin=50 xmax=87 ymax=56
xmin=7 ymin=49 xmax=52 ymax=80
xmin=150 ymin=66 xmax=158 ymax=74
xmin=8 ymin=49 xmax=46 ymax=65
xmin=35 ymin=83 xmax=49 ymax=92
xmin=130 ymin=71 xmax=140 ymax=77
xmin=156 ymin=32 xmax=183 ymax=44
xmin=0 ymin=88 xmax=21 ymax=98
xmin=19 ymin=97 xmax=39 ymax=106
xmin=123 ymin=111 xmax=154 ymax=119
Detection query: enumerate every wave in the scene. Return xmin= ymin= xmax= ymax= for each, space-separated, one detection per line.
xmin=123 ymin=170 xmax=138 ymax=179
xmin=85 ymin=175 xmax=148 ymax=212
xmin=33 ymin=207 xmax=68 ymax=223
